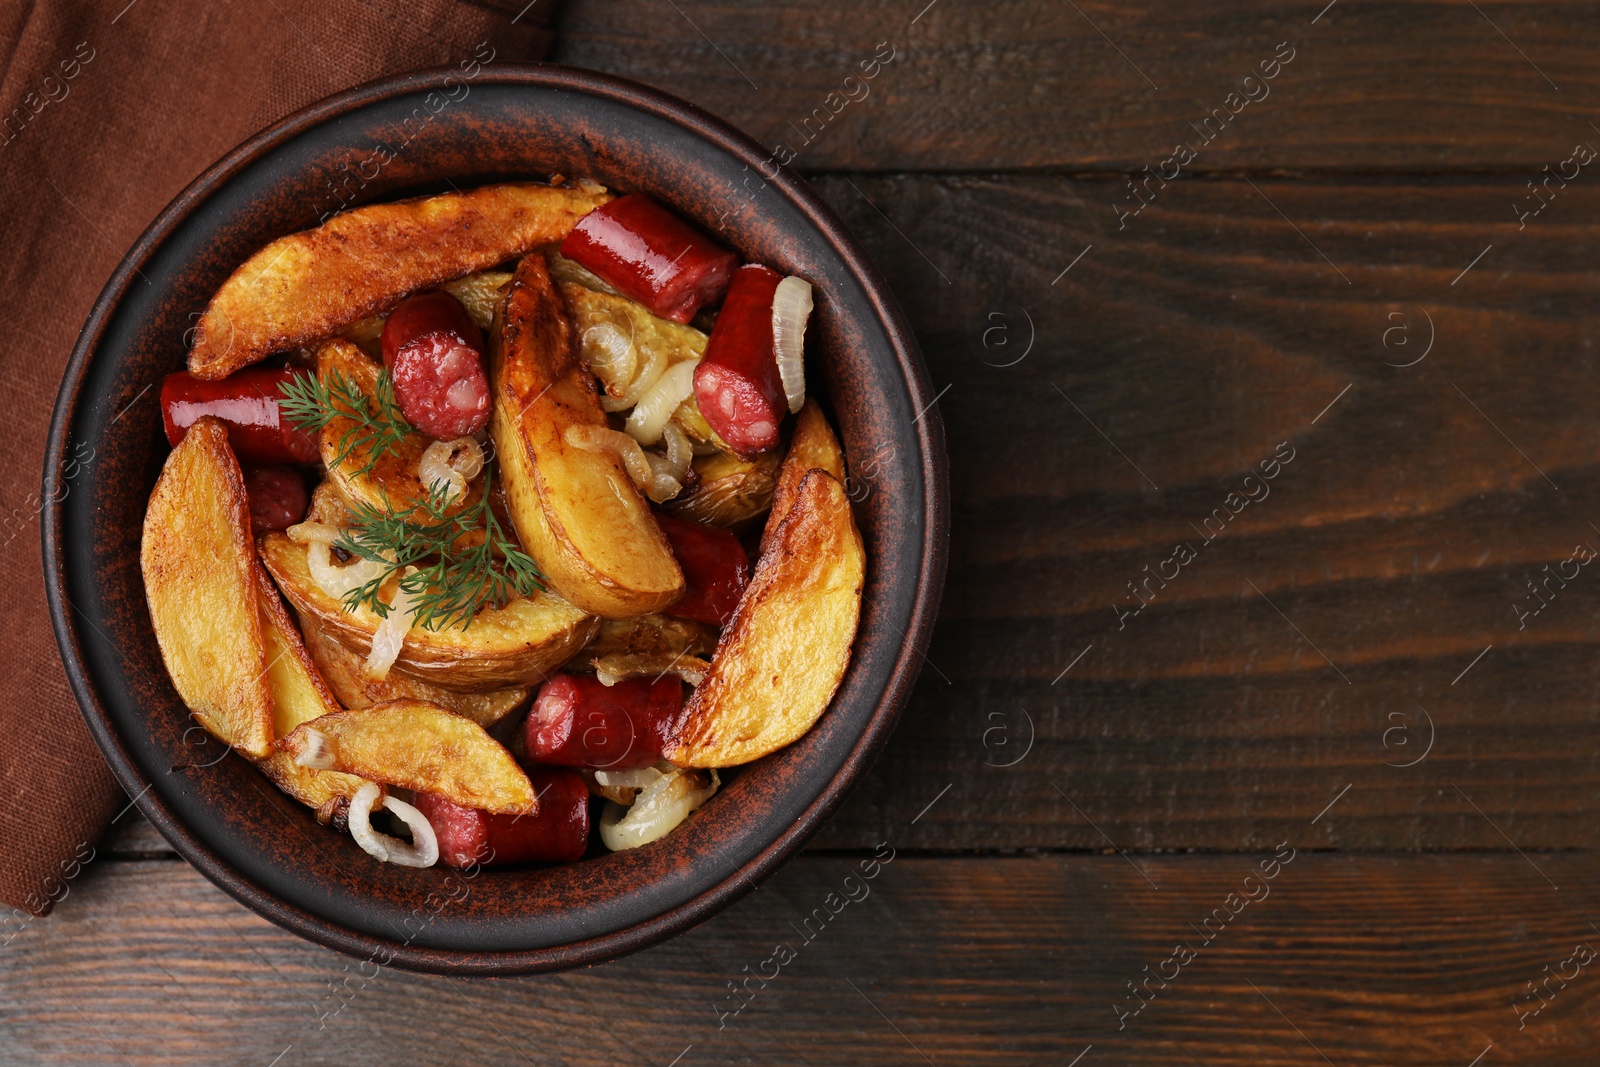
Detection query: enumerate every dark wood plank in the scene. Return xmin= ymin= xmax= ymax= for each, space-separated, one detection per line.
xmin=552 ymin=0 xmax=1595 ymax=172
xmin=797 ymin=173 xmax=1600 ymax=851
xmin=10 ymin=851 xmax=1600 ymax=1064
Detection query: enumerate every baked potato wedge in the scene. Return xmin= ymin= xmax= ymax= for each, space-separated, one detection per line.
xmin=254 ymin=570 xmax=368 ymax=808
xmin=669 ymin=471 xmax=865 ymax=767
xmin=304 ymin=477 xmax=353 ymax=525
xmin=579 ymin=613 xmax=719 ymax=660
xmin=189 ymin=181 xmax=611 ymax=379
xmin=140 ymin=417 xmax=274 ymax=758
xmin=277 ymin=700 xmax=535 ymax=815
xmin=491 ymin=253 xmax=684 ymax=618
xmin=301 ymin=618 xmax=529 ymax=728
xmin=315 ymin=338 xmax=485 ymax=516
xmin=259 ymin=532 xmax=598 ymax=691
xmin=762 ymin=398 xmax=846 ymax=552
xmin=570 ymin=613 xmax=719 ymax=686
xmin=665 ymin=449 xmax=781 ymax=530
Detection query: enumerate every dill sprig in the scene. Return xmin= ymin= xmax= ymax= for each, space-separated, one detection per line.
xmin=278 ymin=368 xmax=413 ymax=477
xmin=333 ymin=470 xmax=545 ymax=631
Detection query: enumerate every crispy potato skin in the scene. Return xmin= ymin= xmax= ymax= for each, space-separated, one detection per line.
xmin=305 ymin=478 xmax=353 ymax=525
xmin=586 ymin=651 xmax=712 ymax=684
xmin=579 ymin=613 xmax=719 ymax=660
xmin=188 ymin=183 xmax=611 ymax=379
xmin=665 ymin=448 xmax=781 ymax=530
xmin=668 ymin=471 xmax=865 ymax=767
xmin=315 ymin=339 xmax=485 ymax=517
xmin=258 ymin=532 xmax=598 ymax=691
xmin=254 ymin=570 xmax=368 ymax=808
xmin=276 ymin=700 xmax=536 ymax=815
xmin=570 ymin=613 xmax=719 ymax=682
xmin=301 ymin=618 xmax=529 ymax=728
xmin=140 ymin=417 xmax=275 ymax=758
xmin=761 ymin=399 xmax=846 ymax=553
xmin=491 ymin=253 xmax=684 ymax=618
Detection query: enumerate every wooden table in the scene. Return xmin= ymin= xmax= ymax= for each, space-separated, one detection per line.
xmin=11 ymin=1 xmax=1600 ymax=1063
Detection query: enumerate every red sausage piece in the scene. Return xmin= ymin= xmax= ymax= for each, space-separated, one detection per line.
xmin=162 ymin=368 xmax=320 ymax=464
xmin=413 ymin=768 xmax=591 ymax=869
xmin=528 ymin=672 xmax=682 ymax=769
xmin=559 ymin=195 xmax=739 ymax=324
xmin=692 ymin=264 xmax=786 ymax=456
xmin=380 ymin=291 xmax=491 ymax=439
xmin=242 ymin=466 xmax=308 ymax=534
xmin=655 ymin=514 xmax=750 ymax=626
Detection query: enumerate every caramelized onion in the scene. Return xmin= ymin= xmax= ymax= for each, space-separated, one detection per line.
xmin=579 ymin=321 xmax=637 ymax=398
xmin=657 ymin=423 xmax=692 ymax=482
xmin=626 ymin=360 xmax=697 ymax=446
xmin=593 ymin=766 xmax=667 ymax=791
xmin=600 ymin=337 xmax=666 ymax=413
xmin=548 ymin=250 xmax=622 ymax=297
xmin=564 ymin=424 xmax=655 ymax=491
xmin=599 ymin=767 xmax=719 ymax=851
xmin=592 ymin=651 xmax=707 ymax=688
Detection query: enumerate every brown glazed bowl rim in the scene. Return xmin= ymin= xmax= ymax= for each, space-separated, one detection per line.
xmin=43 ymin=64 xmax=948 ymax=975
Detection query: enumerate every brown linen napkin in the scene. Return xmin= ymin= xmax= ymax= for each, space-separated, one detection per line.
xmin=0 ymin=0 xmax=557 ymax=916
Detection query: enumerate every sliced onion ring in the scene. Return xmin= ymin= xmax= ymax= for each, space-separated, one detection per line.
xmin=286 ymin=521 xmax=342 ymax=545
xmin=365 ymin=570 xmax=420 ymax=681
xmin=600 ymin=337 xmax=666 ymax=413
xmin=638 ymin=423 xmax=692 ymax=504
xmin=579 ymin=321 xmax=637 ymax=397
xmin=641 ymin=459 xmax=682 ymax=504
xmin=348 ymin=782 xmax=439 ymax=868
xmin=771 ymin=275 xmax=812 ymax=414
xmin=565 ymin=424 xmax=655 ymax=491
xmin=306 ymin=540 xmax=388 ymax=602
xmin=418 ymin=437 xmax=484 ymax=504
xmin=626 ymin=360 xmax=698 ymax=446
xmin=593 ymin=652 xmax=707 ymax=688
xmin=291 ymin=727 xmax=336 ymax=770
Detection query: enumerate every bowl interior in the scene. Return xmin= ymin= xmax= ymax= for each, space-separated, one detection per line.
xmin=46 ymin=68 xmax=942 ymax=973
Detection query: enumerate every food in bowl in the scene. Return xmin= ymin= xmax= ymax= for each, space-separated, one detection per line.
xmin=138 ymin=178 xmax=865 ymax=871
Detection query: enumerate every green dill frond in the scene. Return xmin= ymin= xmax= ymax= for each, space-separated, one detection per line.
xmin=278 ymin=367 xmax=414 ymax=477
xmin=331 ymin=469 xmax=544 ymax=630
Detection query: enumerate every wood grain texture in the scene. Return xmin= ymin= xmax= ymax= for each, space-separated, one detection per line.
xmin=551 ymin=0 xmax=1597 ymax=172
xmin=9 ymin=852 xmax=1600 ymax=1065
xmin=797 ymin=173 xmax=1600 ymax=851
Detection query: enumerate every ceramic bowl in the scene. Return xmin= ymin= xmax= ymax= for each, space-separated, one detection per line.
xmin=43 ymin=65 xmax=947 ymax=975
